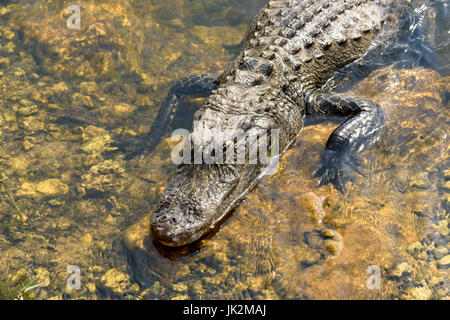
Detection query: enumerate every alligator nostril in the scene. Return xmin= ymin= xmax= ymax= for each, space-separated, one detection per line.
xmin=171 ymin=217 xmax=177 ymax=224
xmin=159 ymin=215 xmax=167 ymax=222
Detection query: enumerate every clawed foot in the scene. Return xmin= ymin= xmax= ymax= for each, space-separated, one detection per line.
xmin=314 ymin=149 xmax=364 ymax=193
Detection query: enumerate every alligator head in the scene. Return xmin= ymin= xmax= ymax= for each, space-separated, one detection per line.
xmin=150 ymin=106 xmax=281 ymax=246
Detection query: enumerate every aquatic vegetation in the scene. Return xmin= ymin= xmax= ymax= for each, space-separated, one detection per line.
xmin=0 ymin=171 xmax=26 ymax=223
xmin=0 ymin=275 xmax=45 ymax=300
xmin=14 ymin=278 xmax=46 ymax=300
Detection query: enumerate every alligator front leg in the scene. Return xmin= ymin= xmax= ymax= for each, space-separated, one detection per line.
xmin=307 ymin=94 xmax=385 ymax=193
xmin=117 ymin=73 xmax=219 ymax=160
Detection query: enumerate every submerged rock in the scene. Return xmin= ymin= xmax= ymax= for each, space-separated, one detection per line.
xmin=35 ymin=179 xmax=69 ymax=197
xmin=437 ymin=255 xmax=450 ymax=269
xmin=433 ymin=247 xmax=448 ymax=260
xmin=17 ymin=178 xmax=69 ymax=200
xmin=391 ymin=262 xmax=414 ymax=278
xmin=404 ymin=285 xmax=433 ymax=300
xmin=100 ymin=268 xmax=137 ymax=297
xmin=80 ymin=160 xmax=128 ymax=195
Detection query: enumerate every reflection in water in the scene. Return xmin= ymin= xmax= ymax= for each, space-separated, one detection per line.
xmin=0 ymin=0 xmax=448 ymax=299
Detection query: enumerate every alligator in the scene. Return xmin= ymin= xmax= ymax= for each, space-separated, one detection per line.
xmin=120 ymin=0 xmax=432 ymax=246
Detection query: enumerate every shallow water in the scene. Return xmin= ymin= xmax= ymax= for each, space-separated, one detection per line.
xmin=0 ymin=0 xmax=448 ymax=299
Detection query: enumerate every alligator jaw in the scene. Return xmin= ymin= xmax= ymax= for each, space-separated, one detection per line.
xmin=151 ymin=221 xmax=206 ymax=247
xmin=150 ymin=159 xmax=269 ymax=247
xmin=150 ymin=160 xmax=243 ymax=247
xmin=150 ymin=201 xmax=214 ymax=247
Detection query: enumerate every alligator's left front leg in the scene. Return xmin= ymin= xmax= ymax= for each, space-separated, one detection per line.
xmin=307 ymin=94 xmax=385 ymax=193
xmin=115 ymin=73 xmax=219 ymax=160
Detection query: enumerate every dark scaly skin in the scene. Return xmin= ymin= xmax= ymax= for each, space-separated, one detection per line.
xmin=130 ymin=0 xmax=409 ymax=246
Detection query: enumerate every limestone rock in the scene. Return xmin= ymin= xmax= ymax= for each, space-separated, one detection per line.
xmin=80 ymin=160 xmax=128 ymax=195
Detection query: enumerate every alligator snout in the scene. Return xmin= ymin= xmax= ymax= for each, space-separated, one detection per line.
xmin=149 ymin=164 xmax=234 ymax=247
xmin=149 ymin=162 xmax=262 ymax=247
xmin=151 ymin=204 xmax=208 ymax=247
